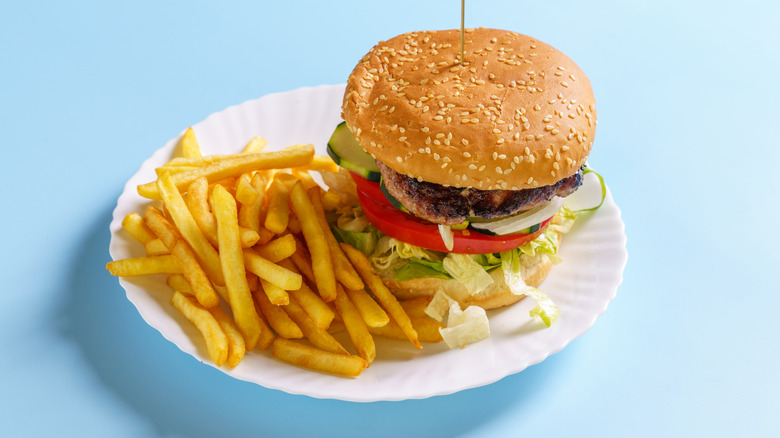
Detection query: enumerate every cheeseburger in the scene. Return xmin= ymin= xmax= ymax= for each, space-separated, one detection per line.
xmin=328 ymin=28 xmax=597 ymax=313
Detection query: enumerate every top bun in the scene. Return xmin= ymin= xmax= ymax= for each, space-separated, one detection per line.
xmin=342 ymin=28 xmax=596 ymax=190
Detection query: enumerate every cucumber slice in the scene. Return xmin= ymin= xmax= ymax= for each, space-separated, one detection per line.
xmin=379 ymin=179 xmax=408 ymax=212
xmin=469 ymin=197 xmax=565 ymax=236
xmin=327 ymin=122 xmax=381 ymax=182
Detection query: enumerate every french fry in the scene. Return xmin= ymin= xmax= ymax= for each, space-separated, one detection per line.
xmin=279 ymin=259 xmax=335 ymax=329
xmin=264 ymin=176 xmax=291 ymax=234
xmin=282 ymin=298 xmax=347 ymax=355
xmin=210 ymin=184 xmax=264 ymax=350
xmin=254 ymin=289 xmax=303 ymax=339
xmin=289 ymin=235 xmax=316 ymax=286
xmin=167 ymin=274 xmax=192 ymax=294
xmin=179 ymin=127 xmax=202 ymax=158
xmin=171 ymin=239 xmax=220 ymax=308
xmin=121 ymin=212 xmax=156 ymax=244
xmin=341 ymin=242 xmax=421 ymax=349
xmin=144 ymin=204 xmax=220 ymax=308
xmin=209 ymin=306 xmax=247 ymax=368
xmin=144 ymin=239 xmax=169 ymax=256
xmin=292 ymin=168 xmax=317 ymax=189
xmin=156 ymin=165 xmax=200 ymax=176
xmin=344 ymin=288 xmax=389 ymax=328
xmin=272 ymin=338 xmax=368 ymax=377
xmin=289 ymin=181 xmax=336 ymax=301
xmin=291 ymin=154 xmax=339 ymax=173
xmin=170 ymin=291 xmax=228 ymax=366
xmin=308 ymin=187 xmax=363 ymax=290
xmin=320 ymin=191 xmax=342 ymax=211
xmin=400 ymin=296 xmax=434 ymax=318
xmin=243 ymin=249 xmax=301 ymax=291
xmin=242 ymin=136 xmax=268 ymax=153
xmin=143 ymin=206 xmax=181 ymax=248
xmin=107 ymin=255 xmax=182 ymax=276
xmin=237 ymin=173 xmax=266 ymax=231
xmin=253 ymin=233 xmax=296 ymax=263
xmin=287 ymin=212 xmax=302 ymax=234
xmin=334 ymin=284 xmax=375 ymax=364
xmin=235 ymin=172 xmax=260 ymax=206
xmin=258 ymin=278 xmax=290 ymax=306
xmin=368 ymin=317 xmax=443 ymax=344
xmin=138 ymin=144 xmax=315 ymax=199
xmin=157 ymin=171 xmax=225 ymax=285
xmin=186 ymin=177 xmax=218 ymax=246
xmin=240 ymin=228 xmax=260 ymax=248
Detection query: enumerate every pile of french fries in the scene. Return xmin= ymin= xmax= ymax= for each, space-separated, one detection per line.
xmin=107 ymin=128 xmax=443 ymax=377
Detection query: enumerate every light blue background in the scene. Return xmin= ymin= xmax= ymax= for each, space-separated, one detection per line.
xmin=2 ymin=1 xmax=778 ymax=436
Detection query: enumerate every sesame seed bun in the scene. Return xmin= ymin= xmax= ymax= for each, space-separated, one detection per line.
xmin=342 ymin=28 xmax=597 ymax=190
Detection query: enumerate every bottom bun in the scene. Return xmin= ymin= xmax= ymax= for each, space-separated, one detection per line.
xmin=377 ymin=251 xmax=554 ymax=310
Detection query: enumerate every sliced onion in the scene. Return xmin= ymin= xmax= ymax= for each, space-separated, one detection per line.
xmin=563 ymin=169 xmax=605 ymax=212
xmin=470 ymin=196 xmax=565 ymax=235
xmin=437 ymin=224 xmax=455 ymax=251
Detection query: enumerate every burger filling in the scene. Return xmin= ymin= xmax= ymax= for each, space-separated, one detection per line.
xmin=377 ymin=160 xmax=584 ymax=225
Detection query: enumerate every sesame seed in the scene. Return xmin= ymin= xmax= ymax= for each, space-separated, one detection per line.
xmin=396 ymin=157 xmax=403 ymax=163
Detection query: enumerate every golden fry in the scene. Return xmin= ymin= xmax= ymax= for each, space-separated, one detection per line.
xmin=368 ymin=317 xmax=443 ymax=344
xmin=235 ymin=173 xmax=260 ymax=206
xmin=289 ymin=181 xmax=336 ymax=301
xmin=282 ymin=298 xmax=347 ymax=355
xmin=264 ymin=177 xmax=290 ymax=235
xmin=243 ymin=249 xmax=302 ymax=291
xmin=291 ymin=154 xmax=339 ymax=173
xmin=344 ymin=288 xmax=389 ymax=328
xmin=279 ymin=259 xmax=335 ymax=329
xmin=240 ymin=228 xmax=260 ymax=248
xmin=170 ymin=291 xmax=228 ymax=366
xmin=400 ymin=296 xmax=434 ymax=318
xmin=340 ymin=242 xmax=421 ymax=349
xmin=254 ymin=289 xmax=303 ymax=339
xmin=121 ymin=212 xmax=156 ymax=244
xmin=171 ymin=239 xmax=220 ymax=308
xmin=211 ymin=184 xmax=264 ymax=350
xmin=106 ymin=255 xmax=182 ymax=277
xmin=237 ymin=173 xmax=267 ymax=232
xmin=272 ymin=338 xmax=367 ymax=377
xmin=209 ymin=306 xmax=247 ymax=368
xmin=253 ymin=233 xmax=296 ymax=263
xmin=186 ymin=177 xmax=219 ymax=246
xmin=143 ymin=205 xmax=181 ymax=249
xmin=157 ymin=171 xmax=225 ymax=285
xmin=179 ymin=127 xmax=202 ymax=158
xmin=138 ymin=144 xmax=315 ymax=199
xmin=320 ymin=191 xmax=342 ymax=211
xmin=166 ymin=274 xmax=192 ymax=294
xmin=144 ymin=239 xmax=169 ymax=256
xmin=308 ymin=187 xmax=363 ymax=290
xmin=334 ymin=284 xmax=375 ymax=364
xmin=289 ymin=235 xmax=316 ymax=286
xmin=242 ymin=136 xmax=268 ymax=153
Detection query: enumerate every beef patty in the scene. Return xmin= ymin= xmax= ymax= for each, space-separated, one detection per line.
xmin=378 ymin=161 xmax=583 ymax=225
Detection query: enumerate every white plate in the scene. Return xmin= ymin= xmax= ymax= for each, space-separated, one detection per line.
xmin=109 ymin=84 xmax=628 ymax=402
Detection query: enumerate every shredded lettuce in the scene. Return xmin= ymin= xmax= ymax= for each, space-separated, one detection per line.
xmin=500 ymin=248 xmax=560 ymax=326
xmin=442 ymin=253 xmax=494 ymax=296
xmin=395 ymin=259 xmax=451 ymax=282
xmin=514 ymin=227 xmax=563 ymax=264
xmin=371 ymin=236 xmax=441 ymax=270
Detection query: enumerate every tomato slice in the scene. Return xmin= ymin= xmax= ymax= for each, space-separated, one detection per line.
xmin=350 ymin=172 xmax=551 ymax=254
